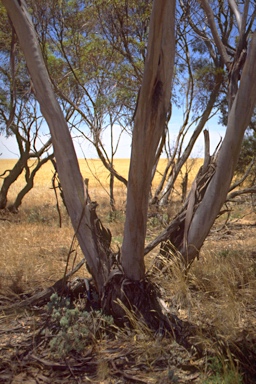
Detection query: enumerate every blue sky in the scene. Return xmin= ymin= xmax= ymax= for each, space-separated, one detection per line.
xmin=0 ymin=108 xmax=225 ymax=160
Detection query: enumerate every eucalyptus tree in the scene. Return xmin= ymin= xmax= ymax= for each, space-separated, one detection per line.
xmin=2 ymin=0 xmax=175 ymax=325
xmin=29 ymin=0 xmax=135 ymax=205
xmin=151 ymin=0 xmax=229 ymax=206
xmin=3 ymin=0 xmax=256 ymax=328
xmin=26 ymin=0 xmax=223 ymax=210
xmin=0 ymin=97 xmax=53 ymax=211
xmin=162 ymin=0 xmax=256 ymax=263
xmin=0 ymin=4 xmax=54 ymax=210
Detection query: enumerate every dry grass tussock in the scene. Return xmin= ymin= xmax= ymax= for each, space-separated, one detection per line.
xmin=0 ymin=158 xmax=256 ymax=383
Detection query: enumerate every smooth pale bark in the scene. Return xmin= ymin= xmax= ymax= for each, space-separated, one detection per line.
xmin=200 ymin=0 xmax=230 ymax=67
xmin=121 ymin=0 xmax=175 ymax=280
xmin=3 ymin=0 xmax=109 ymax=292
xmin=183 ymin=32 xmax=256 ymax=263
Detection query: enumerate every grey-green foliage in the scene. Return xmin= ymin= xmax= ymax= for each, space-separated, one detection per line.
xmin=47 ymin=293 xmax=114 ymax=357
xmin=205 ymin=357 xmax=243 ymax=384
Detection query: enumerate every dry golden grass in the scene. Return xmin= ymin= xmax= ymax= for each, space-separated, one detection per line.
xmin=1 ymin=158 xmax=256 ymax=383
xmin=0 ymin=157 xmax=202 ymax=294
xmin=0 ymin=157 xmax=202 ymax=203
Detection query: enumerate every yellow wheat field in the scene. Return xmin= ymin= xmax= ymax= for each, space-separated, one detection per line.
xmin=0 ymin=158 xmax=202 ymax=208
xmin=0 ymin=157 xmax=202 ymax=291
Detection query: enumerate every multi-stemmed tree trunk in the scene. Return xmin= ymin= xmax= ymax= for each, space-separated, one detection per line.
xmin=3 ymin=0 xmax=256 ymax=324
xmin=0 ymin=141 xmax=53 ymax=211
xmin=0 ymin=156 xmax=29 ymax=209
xmin=3 ymin=0 xmax=175 ymax=291
xmin=179 ymin=32 xmax=256 ymax=263
xmin=8 ymin=154 xmax=54 ymax=212
xmin=168 ymin=0 xmax=256 ymax=264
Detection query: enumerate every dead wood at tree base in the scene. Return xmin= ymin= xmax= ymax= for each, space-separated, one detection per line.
xmin=1 ymin=270 xmax=196 ymax=352
xmin=101 ymin=271 xmax=196 ymax=349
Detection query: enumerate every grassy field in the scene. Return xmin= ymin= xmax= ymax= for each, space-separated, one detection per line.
xmin=0 ymin=157 xmax=202 ymax=289
xmin=0 ymin=157 xmax=202 ymax=201
xmin=0 ymin=158 xmax=256 ymax=383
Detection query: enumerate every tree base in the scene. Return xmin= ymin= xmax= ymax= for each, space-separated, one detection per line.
xmin=101 ymin=270 xmax=196 ymax=349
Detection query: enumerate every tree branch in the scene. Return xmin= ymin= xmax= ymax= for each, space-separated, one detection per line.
xmin=200 ymin=0 xmax=230 ymax=67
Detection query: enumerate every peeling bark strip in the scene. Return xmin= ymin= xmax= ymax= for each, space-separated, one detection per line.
xmin=3 ymin=0 xmax=110 ymax=293
xmin=121 ymin=0 xmax=176 ymax=280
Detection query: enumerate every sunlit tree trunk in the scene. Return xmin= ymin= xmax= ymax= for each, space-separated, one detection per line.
xmin=121 ymin=0 xmax=176 ymax=280
xmin=181 ymin=32 xmax=256 ymax=263
xmin=3 ymin=0 xmax=110 ymax=293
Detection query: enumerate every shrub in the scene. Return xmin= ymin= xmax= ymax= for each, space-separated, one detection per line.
xmin=46 ymin=293 xmax=114 ymax=357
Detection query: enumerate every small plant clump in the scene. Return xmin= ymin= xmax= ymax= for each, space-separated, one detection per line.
xmin=205 ymin=356 xmax=243 ymax=384
xmin=46 ymin=293 xmax=114 ymax=357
